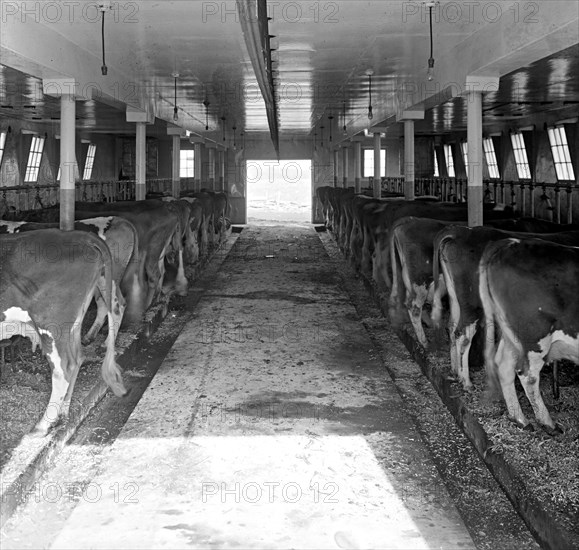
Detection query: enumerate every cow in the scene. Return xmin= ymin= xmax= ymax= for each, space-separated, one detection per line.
xmin=160 ymin=197 xmax=197 ymax=264
xmin=478 ymin=238 xmax=579 ymax=433
xmin=372 ymin=201 xmax=515 ymax=292
xmin=20 ymin=200 xmax=187 ymax=308
xmin=182 ymin=191 xmax=215 ymax=257
xmin=0 ymin=217 xmax=140 ymax=341
xmin=432 ymin=226 xmax=579 ymax=389
xmin=388 ymin=217 xmax=462 ymax=348
xmin=315 ymin=186 xmax=333 ymax=227
xmin=0 ymin=229 xmax=127 ymax=435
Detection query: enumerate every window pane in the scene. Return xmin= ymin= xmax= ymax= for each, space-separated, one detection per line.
xmin=83 ymin=144 xmax=97 ymax=180
xmin=0 ymin=131 xmax=6 ymax=167
xmin=180 ymin=149 xmax=195 ymax=178
xmin=363 ymin=149 xmax=386 ymax=178
xmin=547 ymin=126 xmax=575 ymax=181
xmin=24 ymin=136 xmax=45 ymax=183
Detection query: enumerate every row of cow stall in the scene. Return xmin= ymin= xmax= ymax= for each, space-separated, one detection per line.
xmin=0 ymin=190 xmax=230 ymax=436
xmin=316 ymin=185 xmax=578 ymax=433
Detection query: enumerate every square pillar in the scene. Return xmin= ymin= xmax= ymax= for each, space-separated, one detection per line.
xmin=342 ymin=145 xmax=349 ymax=188
xmin=43 ymin=78 xmax=77 ymax=230
xmin=354 ymin=141 xmax=362 ymax=193
xmin=465 ymin=75 xmax=499 ymax=226
xmin=373 ymin=132 xmax=381 ymax=198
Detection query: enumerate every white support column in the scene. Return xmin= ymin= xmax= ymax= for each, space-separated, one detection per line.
xmin=373 ymin=132 xmax=381 ymax=198
xmin=172 ymin=135 xmax=180 ymax=197
xmin=166 ymin=127 xmax=187 ymax=198
xmin=397 ymin=110 xmax=424 ymax=201
xmin=465 ymin=75 xmax=499 ymax=226
xmin=342 ymin=145 xmax=349 ymax=188
xmin=208 ymin=146 xmax=216 ymax=191
xmin=135 ymin=122 xmax=146 ymax=200
xmin=333 ymin=149 xmax=339 ymax=187
xmin=43 ymin=78 xmax=77 ymax=230
xmin=191 ymin=138 xmax=203 ymax=191
xmin=126 ymin=106 xmax=154 ymax=201
xmin=404 ymin=120 xmax=415 ymax=201
xmin=220 ymin=148 xmax=226 ymax=192
xmin=354 ymin=140 xmax=362 ymax=193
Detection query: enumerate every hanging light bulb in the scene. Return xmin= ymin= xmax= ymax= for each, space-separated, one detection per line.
xmin=172 ymin=72 xmax=179 ymax=121
xmin=366 ymin=69 xmax=374 ymax=120
xmin=203 ymin=99 xmax=210 ymax=131
xmin=342 ymin=100 xmax=347 ymax=136
xmin=426 ymin=2 xmax=437 ymax=81
xmin=98 ymin=1 xmax=111 ymax=75
xmin=320 ymin=125 xmax=325 ymax=147
xmin=328 ymin=115 xmax=334 ymax=142
xmin=232 ymin=126 xmax=237 ymax=150
xmin=221 ymin=116 xmax=226 ymax=141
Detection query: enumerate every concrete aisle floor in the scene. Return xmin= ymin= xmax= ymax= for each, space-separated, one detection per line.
xmin=4 ymin=224 xmax=475 ymax=550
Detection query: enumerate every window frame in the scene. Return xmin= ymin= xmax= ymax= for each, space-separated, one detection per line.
xmin=461 ymin=141 xmax=468 ymax=174
xmin=363 ymin=148 xmax=386 ymax=178
xmin=483 ymin=137 xmax=501 ymax=179
xmin=443 ymin=144 xmax=455 ymax=178
xmin=509 ymin=131 xmax=532 ymax=180
xmin=24 ymin=135 xmax=46 ymax=183
xmin=0 ymin=131 xmax=6 ymax=168
xmin=179 ymin=149 xmax=195 ymax=178
xmin=547 ymin=125 xmax=575 ymax=182
xmin=82 ymin=143 xmax=97 ymax=181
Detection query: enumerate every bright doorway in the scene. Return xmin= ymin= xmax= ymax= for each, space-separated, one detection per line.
xmin=246 ymin=160 xmax=312 ymax=223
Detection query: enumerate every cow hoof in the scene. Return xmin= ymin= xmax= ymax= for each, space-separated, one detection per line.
xmin=542 ymin=423 xmax=564 ymax=436
xmin=522 ymin=423 xmax=535 ymax=432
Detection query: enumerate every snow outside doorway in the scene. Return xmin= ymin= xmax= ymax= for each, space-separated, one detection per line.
xmin=246 ymin=160 xmax=311 ymax=223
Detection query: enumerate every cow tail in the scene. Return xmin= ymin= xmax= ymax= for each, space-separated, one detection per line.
xmin=98 ymin=238 xmax=127 ymax=397
xmin=478 ymin=242 xmax=501 ymax=398
xmin=126 ymin=220 xmax=145 ymax=323
xmin=431 ymin=233 xmax=448 ymax=329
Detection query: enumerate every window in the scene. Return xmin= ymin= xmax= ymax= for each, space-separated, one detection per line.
xmin=444 ymin=144 xmax=455 ymax=178
xmin=83 ymin=144 xmax=97 ymax=180
xmin=24 ymin=135 xmax=45 ymax=183
xmin=461 ymin=142 xmax=468 ymax=173
xmin=180 ymin=149 xmax=195 ymax=178
xmin=434 ymin=148 xmax=439 ymax=177
xmin=483 ymin=138 xmax=500 ymax=179
xmin=0 ymin=131 xmax=6 ymax=167
xmin=547 ymin=126 xmax=575 ymax=182
xmin=510 ymin=132 xmax=531 ymax=180
xmin=363 ymin=148 xmax=386 ymax=178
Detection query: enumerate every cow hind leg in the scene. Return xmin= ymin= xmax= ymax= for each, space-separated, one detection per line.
xmin=406 ymin=285 xmax=429 ymax=349
xmin=495 ymin=337 xmax=531 ymax=430
xmin=457 ymin=321 xmax=477 ymax=390
xmin=33 ymin=335 xmax=74 ymax=436
xmin=174 ymin=249 xmax=189 ymax=296
xmin=101 ymin=310 xmax=126 ymax=398
xmin=519 ymin=351 xmax=559 ymax=433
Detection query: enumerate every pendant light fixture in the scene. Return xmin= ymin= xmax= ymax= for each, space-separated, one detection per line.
xmin=320 ymin=125 xmax=325 ymax=147
xmin=232 ymin=126 xmax=237 ymax=150
xmin=328 ymin=115 xmax=334 ymax=143
xmin=426 ymin=1 xmax=438 ymax=81
xmin=98 ymin=1 xmax=112 ymax=75
xmin=366 ymin=69 xmax=374 ymax=121
xmin=342 ymin=100 xmax=347 ymax=136
xmin=203 ymin=99 xmax=210 ymax=131
xmin=221 ymin=116 xmax=226 ymax=142
xmin=172 ymin=72 xmax=179 ymax=121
